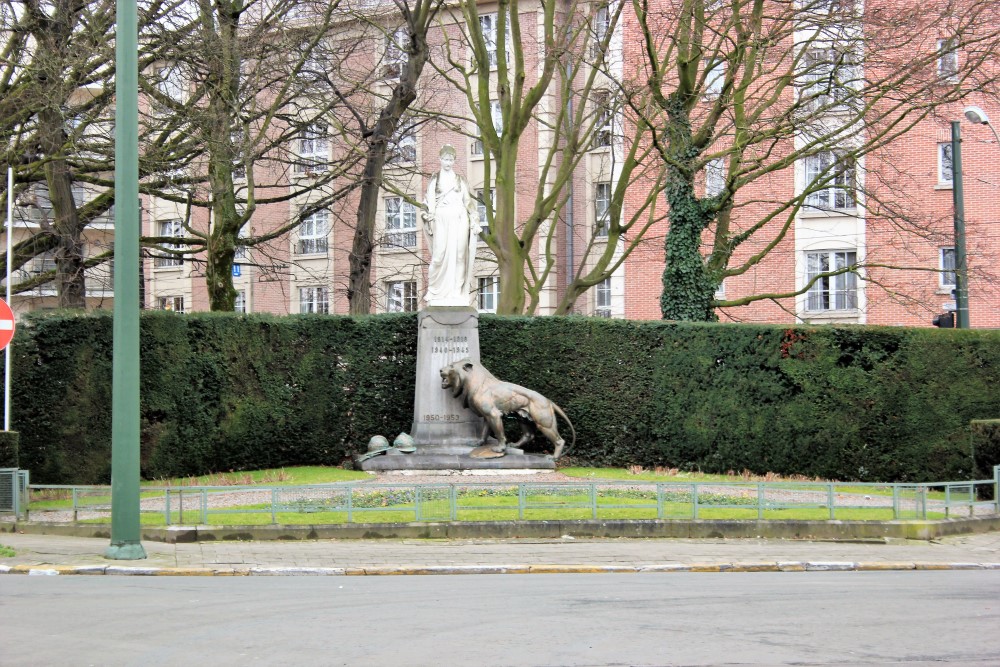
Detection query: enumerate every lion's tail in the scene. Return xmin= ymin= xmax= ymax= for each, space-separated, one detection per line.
xmin=552 ymin=403 xmax=575 ymax=459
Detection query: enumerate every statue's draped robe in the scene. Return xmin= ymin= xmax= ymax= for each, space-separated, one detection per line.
xmin=424 ymin=169 xmax=481 ymax=306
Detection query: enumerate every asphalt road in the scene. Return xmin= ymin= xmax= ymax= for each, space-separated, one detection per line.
xmin=2 ymin=571 xmax=998 ymax=666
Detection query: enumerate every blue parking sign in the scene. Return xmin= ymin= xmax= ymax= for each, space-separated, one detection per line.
xmin=232 ymin=264 xmax=241 ymax=277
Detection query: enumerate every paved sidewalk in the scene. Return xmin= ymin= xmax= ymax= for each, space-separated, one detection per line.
xmin=2 ymin=531 xmax=1000 ymax=575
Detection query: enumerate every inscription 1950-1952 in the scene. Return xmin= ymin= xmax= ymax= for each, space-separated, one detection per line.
xmin=431 ymin=334 xmax=470 ymax=356
xmin=423 ymin=414 xmax=461 ymax=422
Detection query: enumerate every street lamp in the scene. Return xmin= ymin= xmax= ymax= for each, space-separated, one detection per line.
xmin=963 ymin=105 xmax=1000 ymax=145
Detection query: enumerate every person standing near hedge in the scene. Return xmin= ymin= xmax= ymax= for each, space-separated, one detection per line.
xmin=422 ymin=145 xmax=481 ymax=307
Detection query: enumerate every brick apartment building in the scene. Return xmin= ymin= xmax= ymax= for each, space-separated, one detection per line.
xmin=7 ymin=0 xmax=998 ymax=327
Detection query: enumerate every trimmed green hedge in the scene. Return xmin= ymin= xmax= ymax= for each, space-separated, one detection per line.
xmin=0 ymin=430 xmax=18 ymax=468
xmin=8 ymin=311 xmax=1000 ymax=484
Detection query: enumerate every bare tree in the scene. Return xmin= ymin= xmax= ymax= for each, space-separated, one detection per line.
xmin=629 ymin=0 xmax=1000 ymax=321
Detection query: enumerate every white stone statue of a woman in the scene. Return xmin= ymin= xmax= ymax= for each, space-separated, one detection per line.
xmin=422 ymin=145 xmax=481 ymax=307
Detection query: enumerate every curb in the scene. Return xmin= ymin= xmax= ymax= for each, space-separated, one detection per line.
xmin=3 ymin=562 xmax=999 ymax=576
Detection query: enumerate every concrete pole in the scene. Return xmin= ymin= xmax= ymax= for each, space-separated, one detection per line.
xmin=105 ymin=0 xmax=146 ymax=560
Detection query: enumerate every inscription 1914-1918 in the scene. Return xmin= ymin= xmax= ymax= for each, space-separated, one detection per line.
xmin=431 ymin=334 xmax=470 ymax=356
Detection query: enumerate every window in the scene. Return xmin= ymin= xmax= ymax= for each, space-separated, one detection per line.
xmin=156 ymin=64 xmax=186 ymax=104
xmin=806 ymin=250 xmax=858 ymax=311
xmin=472 ymin=101 xmax=503 ymax=156
xmin=234 ymin=227 xmax=249 ymax=261
xmin=595 ymin=278 xmax=612 ymax=317
xmin=293 ymin=123 xmax=328 ymax=174
xmin=383 ymin=27 xmax=408 ymax=79
xmin=592 ymin=92 xmax=613 ymax=149
xmin=154 ymin=219 xmax=184 ymax=267
xmin=479 ymin=13 xmax=509 ymax=69
xmin=937 ymin=38 xmax=958 ymax=81
xmin=234 ymin=290 xmax=247 ymax=313
xmin=800 ymin=48 xmax=860 ymax=112
xmin=384 ymin=197 xmax=417 ymax=248
xmin=704 ymin=59 xmax=725 ymax=97
xmin=595 ymin=182 xmax=611 ymax=237
xmin=804 ymin=150 xmax=856 ymax=210
xmin=592 ymin=3 xmax=610 ymax=57
xmin=297 ymin=209 xmax=329 ymax=254
xmin=940 ymin=247 xmax=956 ymax=288
xmin=477 ymin=276 xmax=499 ymax=312
xmin=704 ymin=158 xmax=725 ymax=197
xmin=390 ymin=126 xmax=416 ymax=163
xmin=714 ymin=279 xmax=726 ymax=301
xmin=32 ymin=251 xmax=57 ymax=274
xmin=299 ymin=287 xmax=329 ymax=314
xmin=157 ymin=296 xmax=185 ymax=313
xmin=476 ymin=188 xmax=495 ymax=232
xmin=938 ymin=142 xmax=953 ymax=185
xmin=231 ymin=129 xmax=246 ymax=180
xmin=386 ymin=280 xmax=417 ymax=312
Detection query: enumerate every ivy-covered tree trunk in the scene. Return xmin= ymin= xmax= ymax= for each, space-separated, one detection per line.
xmin=660 ymin=173 xmax=718 ymax=321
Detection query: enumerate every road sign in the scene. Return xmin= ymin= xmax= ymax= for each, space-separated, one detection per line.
xmin=0 ymin=298 xmax=14 ymax=350
xmin=943 ymin=301 xmax=957 ymax=312
xmin=232 ymin=264 xmax=241 ymax=277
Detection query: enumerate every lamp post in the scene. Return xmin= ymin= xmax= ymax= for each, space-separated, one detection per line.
xmin=950 ymin=121 xmax=969 ymax=329
xmin=105 ymin=0 xmax=145 ymax=560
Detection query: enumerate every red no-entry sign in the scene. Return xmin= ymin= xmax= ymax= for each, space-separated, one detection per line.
xmin=0 ymin=298 xmax=15 ymax=350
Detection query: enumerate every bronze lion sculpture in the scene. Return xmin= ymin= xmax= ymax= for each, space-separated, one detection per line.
xmin=440 ymin=359 xmax=574 ymax=459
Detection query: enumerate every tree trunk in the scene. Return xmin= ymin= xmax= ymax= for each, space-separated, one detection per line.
xmin=659 ymin=174 xmax=718 ymax=321
xmin=348 ymin=150 xmax=385 ymax=315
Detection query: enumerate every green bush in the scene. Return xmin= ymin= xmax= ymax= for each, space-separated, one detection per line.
xmin=0 ymin=430 xmax=18 ymax=468
xmin=9 ymin=311 xmax=1000 ymax=484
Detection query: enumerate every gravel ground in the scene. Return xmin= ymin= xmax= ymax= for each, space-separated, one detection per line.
xmin=15 ymin=470 xmax=992 ymax=523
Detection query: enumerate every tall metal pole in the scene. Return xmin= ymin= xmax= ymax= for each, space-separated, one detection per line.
xmin=106 ymin=0 xmax=146 ymax=559
xmin=6 ymin=167 xmax=13 ymax=432
xmin=950 ymin=122 xmax=970 ymax=329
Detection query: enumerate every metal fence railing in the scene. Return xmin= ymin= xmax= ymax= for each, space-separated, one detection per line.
xmin=0 ymin=469 xmax=30 ymax=518
xmin=20 ymin=467 xmax=1000 ymax=526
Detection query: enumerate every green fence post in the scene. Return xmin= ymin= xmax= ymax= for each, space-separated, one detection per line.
xmin=692 ymin=484 xmax=699 ymax=519
xmin=270 ymin=488 xmax=277 ymax=524
xmin=164 ymin=489 xmax=171 ymax=526
xmin=995 ymin=466 xmax=999 ymax=514
xmin=656 ymin=484 xmax=663 ymax=519
xmin=450 ymin=485 xmax=457 ymax=522
xmin=72 ymin=488 xmax=78 ymax=523
xmin=518 ymin=484 xmax=525 ymax=520
xmin=892 ymin=485 xmax=899 ymax=519
xmin=347 ymin=485 xmax=353 ymax=523
xmin=828 ymin=484 xmax=835 ymax=520
xmin=415 ymin=486 xmax=422 ymax=522
xmin=945 ymin=485 xmax=951 ymax=518
xmin=757 ymin=483 xmax=764 ymax=520
xmin=201 ymin=489 xmax=207 ymax=525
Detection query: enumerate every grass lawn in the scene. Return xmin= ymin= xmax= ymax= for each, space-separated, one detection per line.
xmin=0 ymin=544 xmax=15 ymax=557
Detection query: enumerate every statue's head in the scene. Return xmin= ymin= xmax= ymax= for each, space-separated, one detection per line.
xmin=439 ymin=144 xmax=457 ymax=170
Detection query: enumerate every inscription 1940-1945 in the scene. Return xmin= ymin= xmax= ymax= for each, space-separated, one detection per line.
xmin=430 ymin=334 xmax=471 ymax=355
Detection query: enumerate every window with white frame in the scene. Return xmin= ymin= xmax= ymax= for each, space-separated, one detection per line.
xmin=479 ymin=13 xmax=509 ymax=69
xmin=704 ymin=158 xmax=725 ymax=197
xmin=704 ymin=59 xmax=725 ymax=97
xmin=383 ymin=27 xmax=408 ymax=79
xmin=939 ymin=247 xmax=956 ymax=289
xmin=390 ymin=126 xmax=416 ymax=164
xmin=297 ymin=209 xmax=329 ymax=254
xmin=714 ymin=278 xmax=726 ymax=301
xmin=156 ymin=63 xmax=186 ymax=105
xmin=386 ymin=280 xmax=417 ymax=312
xmin=938 ymin=142 xmax=953 ymax=185
xmin=804 ymin=150 xmax=856 ymax=210
xmin=299 ymin=286 xmax=329 ymax=314
xmin=800 ymin=47 xmax=860 ymax=112
xmin=234 ymin=290 xmax=247 ymax=313
xmin=592 ymin=3 xmax=610 ymax=57
xmin=476 ymin=188 xmax=495 ymax=233
xmin=293 ymin=123 xmax=328 ymax=174
xmin=234 ymin=226 xmax=249 ymax=261
xmin=937 ymin=37 xmax=958 ymax=81
xmin=472 ymin=101 xmax=503 ymax=156
xmin=595 ymin=182 xmax=611 ymax=237
xmin=592 ymin=92 xmax=613 ymax=149
xmin=806 ymin=250 xmax=858 ymax=311
xmin=477 ymin=276 xmax=499 ymax=312
xmin=157 ymin=296 xmax=185 ymax=313
xmin=595 ymin=277 xmax=612 ymax=317
xmin=231 ymin=128 xmax=246 ymax=180
xmin=154 ymin=219 xmax=184 ymax=267
xmin=384 ymin=197 xmax=417 ymax=248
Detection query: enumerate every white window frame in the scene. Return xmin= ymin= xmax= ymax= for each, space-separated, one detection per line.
xmin=939 ymin=247 xmax=956 ymax=289
xmin=704 ymin=59 xmax=725 ymax=98
xmin=472 ymin=101 xmax=503 ymax=157
xmin=595 ymin=277 xmax=612 ymax=317
xmin=805 ymin=250 xmax=858 ymax=312
xmin=154 ymin=219 xmax=184 ymax=268
xmin=937 ymin=37 xmax=958 ymax=81
xmin=592 ymin=3 xmax=610 ymax=58
xmin=297 ymin=209 xmax=329 ymax=255
xmin=384 ymin=197 xmax=417 ymax=248
xmin=799 ymin=47 xmax=861 ymax=113
xmin=156 ymin=63 xmax=187 ymax=104
xmin=704 ymin=158 xmax=725 ymax=197
xmin=234 ymin=290 xmax=247 ymax=313
xmin=299 ymin=286 xmax=329 ymax=314
xmin=383 ymin=27 xmax=408 ymax=79
xmin=390 ymin=126 xmax=416 ymax=164
xmin=293 ymin=123 xmax=329 ymax=174
xmin=157 ymin=296 xmax=185 ymax=313
xmin=804 ymin=150 xmax=856 ymax=211
xmin=386 ymin=280 xmax=418 ymax=312
xmin=937 ymin=142 xmax=953 ymax=185
xmin=476 ymin=188 xmax=495 ymax=234
xmin=479 ymin=13 xmax=510 ymax=70
xmin=592 ymin=91 xmax=614 ymax=149
xmin=477 ymin=276 xmax=499 ymax=313
xmin=594 ymin=182 xmax=611 ymax=238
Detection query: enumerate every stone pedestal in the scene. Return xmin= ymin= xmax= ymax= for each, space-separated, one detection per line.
xmin=358 ymin=306 xmax=554 ymax=472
